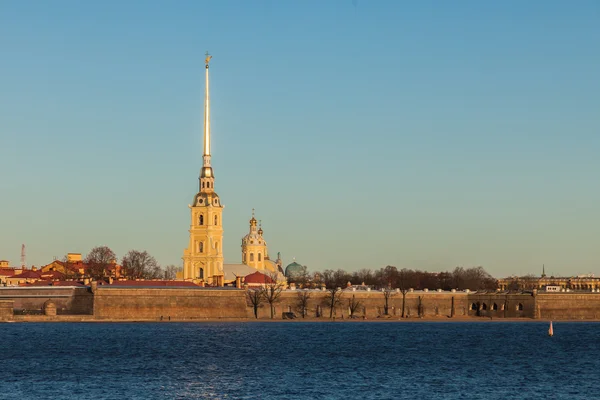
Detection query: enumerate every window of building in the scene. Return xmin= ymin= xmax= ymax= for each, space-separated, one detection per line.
xmin=517 ymin=303 xmax=524 ymax=311
xmin=199 ymin=215 xmax=204 ymax=225
xmin=199 ymin=242 xmax=204 ymax=253
xmin=258 ymin=253 xmax=262 ymax=261
xmin=199 ymin=268 xmax=204 ymax=279
xmin=491 ymin=303 xmax=498 ymax=311
xmin=470 ymin=303 xmax=477 ymax=311
xmin=481 ymin=303 xmax=487 ymax=311
xmin=250 ymin=253 xmax=254 ymax=262
xmin=214 ymin=215 xmax=218 ymax=225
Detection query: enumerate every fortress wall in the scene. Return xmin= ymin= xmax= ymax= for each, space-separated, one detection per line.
xmin=0 ymin=287 xmax=94 ymax=315
xmin=466 ymin=293 xmax=536 ymax=318
xmin=93 ymin=287 xmax=251 ymax=320
xmin=537 ymin=293 xmax=600 ymax=319
xmin=251 ymin=290 xmax=470 ymax=319
xmin=0 ymin=300 xmax=13 ymax=320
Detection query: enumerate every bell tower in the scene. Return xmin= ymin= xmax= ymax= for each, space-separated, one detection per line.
xmin=182 ymin=52 xmax=224 ymax=285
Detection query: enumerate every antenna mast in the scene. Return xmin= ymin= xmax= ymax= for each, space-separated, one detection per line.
xmin=21 ymin=244 xmax=26 ymax=269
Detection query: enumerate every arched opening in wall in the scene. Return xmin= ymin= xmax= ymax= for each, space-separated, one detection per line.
xmin=500 ymin=303 xmax=505 ymax=311
xmin=199 ymin=242 xmax=204 ymax=253
xmin=215 ymin=242 xmax=219 ymax=254
xmin=202 ymin=182 xmax=205 ymax=189
xmin=258 ymin=253 xmax=262 ymax=262
xmin=214 ymin=215 xmax=218 ymax=225
xmin=199 ymin=268 xmax=204 ymax=279
xmin=199 ymin=215 xmax=204 ymax=225
xmin=242 ymin=252 xmax=246 ymax=263
xmin=481 ymin=303 xmax=487 ymax=311
xmin=250 ymin=253 xmax=254 ymax=262
xmin=517 ymin=303 xmax=524 ymax=311
xmin=491 ymin=303 xmax=498 ymax=311
xmin=470 ymin=303 xmax=478 ymax=311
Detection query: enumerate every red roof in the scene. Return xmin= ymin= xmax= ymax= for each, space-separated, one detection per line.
xmin=107 ymin=280 xmax=200 ymax=287
xmin=27 ymin=280 xmax=85 ymax=287
xmin=244 ymin=271 xmax=274 ymax=284
xmin=40 ymin=270 xmax=65 ymax=280
xmin=0 ymin=268 xmax=16 ymax=277
xmin=11 ymin=270 xmax=41 ymax=279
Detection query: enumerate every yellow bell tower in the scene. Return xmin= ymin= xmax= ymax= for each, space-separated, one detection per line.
xmin=182 ymin=52 xmax=224 ymax=285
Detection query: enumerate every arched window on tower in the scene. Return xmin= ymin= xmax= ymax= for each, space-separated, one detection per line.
xmin=199 ymin=242 xmax=204 ymax=253
xmin=250 ymin=253 xmax=254 ymax=262
xmin=199 ymin=268 xmax=204 ymax=279
xmin=214 ymin=215 xmax=218 ymax=225
xmin=258 ymin=253 xmax=262 ymax=262
xmin=202 ymin=182 xmax=205 ymax=189
xmin=199 ymin=215 xmax=204 ymax=225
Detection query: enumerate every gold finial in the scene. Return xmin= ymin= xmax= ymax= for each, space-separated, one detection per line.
xmin=205 ymin=51 xmax=212 ymax=67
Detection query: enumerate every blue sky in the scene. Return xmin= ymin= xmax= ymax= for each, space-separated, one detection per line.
xmin=1 ymin=1 xmax=599 ymax=278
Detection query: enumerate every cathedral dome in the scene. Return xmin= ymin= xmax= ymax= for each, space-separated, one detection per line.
xmin=193 ymin=191 xmax=221 ymax=207
xmin=285 ymin=261 xmax=304 ymax=279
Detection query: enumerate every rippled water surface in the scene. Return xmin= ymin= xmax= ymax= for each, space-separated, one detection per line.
xmin=1 ymin=321 xmax=599 ymax=399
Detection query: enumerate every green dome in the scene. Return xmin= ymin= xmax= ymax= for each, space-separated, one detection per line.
xmin=285 ymin=261 xmax=304 ymax=278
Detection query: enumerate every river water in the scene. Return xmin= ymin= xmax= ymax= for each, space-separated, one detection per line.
xmin=1 ymin=321 xmax=598 ymax=399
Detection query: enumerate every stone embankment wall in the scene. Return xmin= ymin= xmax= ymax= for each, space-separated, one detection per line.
xmin=93 ymin=287 xmax=251 ymax=320
xmin=537 ymin=293 xmax=600 ymax=319
xmin=5 ymin=286 xmax=600 ymax=321
xmin=466 ymin=293 xmax=535 ymax=318
xmin=251 ymin=290 xmax=470 ymax=319
xmin=0 ymin=287 xmax=93 ymax=315
xmin=0 ymin=300 xmax=13 ymax=320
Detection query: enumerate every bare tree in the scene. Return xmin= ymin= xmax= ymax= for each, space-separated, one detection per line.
xmin=84 ymin=246 xmax=117 ymax=280
xmin=122 ymin=250 xmax=161 ymax=279
xmin=164 ymin=264 xmax=181 ymax=280
xmin=324 ymin=287 xmax=343 ymax=318
xmin=352 ymin=268 xmax=376 ymax=286
xmin=296 ymin=290 xmax=311 ymax=318
xmin=348 ymin=294 xmax=362 ymax=318
xmin=247 ymin=289 xmax=263 ymax=319
xmin=382 ymin=287 xmax=395 ymax=316
xmin=261 ymin=272 xmax=284 ymax=319
xmin=398 ymin=268 xmax=415 ymax=318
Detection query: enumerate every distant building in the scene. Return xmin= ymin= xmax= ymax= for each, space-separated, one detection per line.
xmin=498 ymin=275 xmax=600 ymax=291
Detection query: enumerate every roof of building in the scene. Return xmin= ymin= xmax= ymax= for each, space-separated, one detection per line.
xmin=107 ymin=280 xmax=200 ymax=287
xmin=11 ymin=270 xmax=41 ymax=279
xmin=285 ymin=261 xmax=304 ymax=277
xmin=40 ymin=270 xmax=65 ymax=280
xmin=0 ymin=268 xmax=17 ymax=277
xmin=223 ymin=263 xmax=258 ymax=282
xmin=26 ymin=280 xmax=85 ymax=287
xmin=244 ymin=271 xmax=274 ymax=284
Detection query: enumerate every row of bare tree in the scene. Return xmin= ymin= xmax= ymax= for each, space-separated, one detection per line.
xmin=289 ymin=265 xmax=498 ymax=291
xmin=62 ymin=246 xmax=181 ymax=281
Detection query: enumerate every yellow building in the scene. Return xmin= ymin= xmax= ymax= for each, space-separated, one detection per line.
xmin=182 ymin=53 xmax=224 ymax=285
xmin=222 ymin=211 xmax=285 ymax=285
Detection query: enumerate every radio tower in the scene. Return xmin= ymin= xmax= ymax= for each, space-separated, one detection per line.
xmin=21 ymin=244 xmax=26 ymax=269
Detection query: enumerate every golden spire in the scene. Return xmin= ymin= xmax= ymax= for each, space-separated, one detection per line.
xmin=203 ymin=51 xmax=211 ymax=158
xmin=199 ymin=52 xmax=215 ymax=190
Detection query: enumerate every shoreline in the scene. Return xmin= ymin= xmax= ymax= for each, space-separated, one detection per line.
xmin=3 ymin=316 xmax=600 ymax=323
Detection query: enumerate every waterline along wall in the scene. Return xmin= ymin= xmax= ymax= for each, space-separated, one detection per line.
xmin=3 ymin=286 xmax=600 ymax=320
